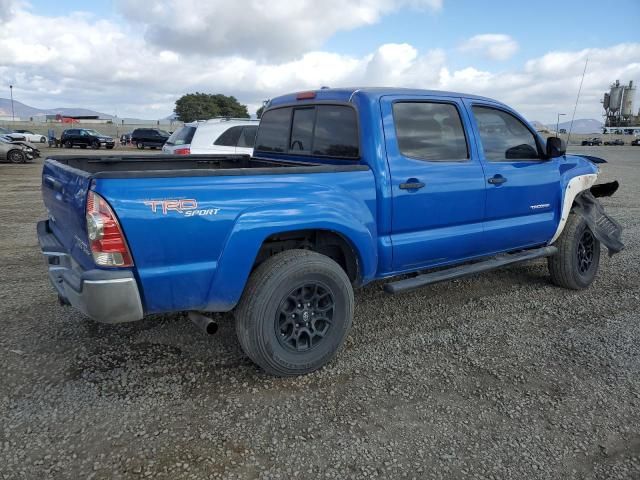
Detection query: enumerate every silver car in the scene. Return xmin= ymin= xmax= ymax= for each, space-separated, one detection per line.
xmin=0 ymin=135 xmax=39 ymax=163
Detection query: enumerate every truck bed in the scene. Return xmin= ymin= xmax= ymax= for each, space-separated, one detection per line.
xmin=48 ymin=154 xmax=368 ymax=178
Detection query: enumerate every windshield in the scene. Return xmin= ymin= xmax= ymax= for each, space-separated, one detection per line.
xmin=158 ymin=129 xmax=170 ymax=136
xmin=166 ymin=126 xmax=196 ymax=146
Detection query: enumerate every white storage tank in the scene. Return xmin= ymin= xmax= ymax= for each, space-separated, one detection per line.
xmin=609 ymin=80 xmax=623 ymax=113
xmin=621 ymin=81 xmax=635 ymax=117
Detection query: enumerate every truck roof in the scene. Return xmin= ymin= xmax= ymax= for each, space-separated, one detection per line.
xmin=267 ymin=87 xmax=502 ymax=108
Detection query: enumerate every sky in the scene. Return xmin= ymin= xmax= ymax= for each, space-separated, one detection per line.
xmin=0 ymin=0 xmax=639 ymax=123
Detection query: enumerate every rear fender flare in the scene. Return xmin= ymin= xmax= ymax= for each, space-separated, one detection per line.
xmin=204 ymin=202 xmax=377 ymax=311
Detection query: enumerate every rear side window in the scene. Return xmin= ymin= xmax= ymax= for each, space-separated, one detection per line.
xmin=393 ymin=102 xmax=468 ymax=161
xmin=255 ymin=108 xmax=291 ymax=153
xmin=255 ymin=105 xmax=359 ymax=158
xmin=472 ymin=106 xmax=540 ymax=161
xmin=214 ymin=126 xmax=244 ymax=146
xmin=237 ymin=126 xmax=258 ymax=148
xmin=167 ymin=126 xmax=196 ymax=146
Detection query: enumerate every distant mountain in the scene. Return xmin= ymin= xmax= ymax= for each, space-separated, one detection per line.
xmin=0 ymin=98 xmax=112 ymax=119
xmin=548 ymin=118 xmax=603 ymax=134
xmin=528 ymin=118 xmax=603 ymax=134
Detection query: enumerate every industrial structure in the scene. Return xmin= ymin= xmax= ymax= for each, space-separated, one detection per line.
xmin=602 ymin=79 xmax=640 ymax=134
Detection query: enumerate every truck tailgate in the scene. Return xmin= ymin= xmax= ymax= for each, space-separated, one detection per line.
xmin=41 ymin=159 xmax=94 ymax=269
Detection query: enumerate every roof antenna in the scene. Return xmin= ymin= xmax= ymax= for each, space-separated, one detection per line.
xmin=567 ymin=57 xmax=588 ymax=146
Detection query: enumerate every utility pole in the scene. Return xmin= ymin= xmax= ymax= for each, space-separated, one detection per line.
xmin=9 ymin=85 xmax=15 ymax=124
xmin=556 ymin=113 xmax=566 ymax=136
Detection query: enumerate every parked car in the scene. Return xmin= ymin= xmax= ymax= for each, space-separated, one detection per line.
xmin=581 ymin=137 xmax=602 ymax=146
xmin=60 ymin=129 xmax=115 ymax=149
xmin=631 ymin=138 xmax=639 ymax=146
xmin=0 ymin=135 xmax=39 ymax=163
xmin=38 ymin=87 xmax=623 ymax=376
xmin=604 ymin=139 xmax=625 ymax=146
xmin=130 ymin=128 xmax=170 ymax=149
xmin=162 ymin=119 xmax=259 ymax=155
xmin=10 ymin=129 xmax=47 ymax=143
xmin=0 ymin=127 xmax=26 ymax=141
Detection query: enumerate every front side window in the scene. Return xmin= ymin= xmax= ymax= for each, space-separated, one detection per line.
xmin=472 ymin=106 xmax=540 ymax=161
xmin=214 ymin=126 xmax=244 ymax=146
xmin=392 ymin=102 xmax=468 ymax=161
xmin=237 ymin=126 xmax=258 ymax=148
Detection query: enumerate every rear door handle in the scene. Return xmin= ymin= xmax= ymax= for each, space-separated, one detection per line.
xmin=488 ymin=175 xmax=507 ymax=185
xmin=399 ymin=181 xmax=425 ymax=190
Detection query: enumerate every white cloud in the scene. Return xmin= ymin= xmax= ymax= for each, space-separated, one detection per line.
xmin=117 ymin=0 xmax=442 ymax=61
xmin=0 ymin=1 xmax=638 ymax=123
xmin=459 ymin=34 xmax=519 ymax=61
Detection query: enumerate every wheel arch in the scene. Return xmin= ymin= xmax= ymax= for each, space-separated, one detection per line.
xmin=549 ymin=173 xmax=598 ymax=244
xmin=203 ymin=207 xmax=377 ymax=312
xmin=254 ymin=228 xmax=362 ymax=285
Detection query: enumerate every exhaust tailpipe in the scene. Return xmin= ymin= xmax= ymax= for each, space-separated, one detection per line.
xmin=188 ymin=311 xmax=218 ymax=335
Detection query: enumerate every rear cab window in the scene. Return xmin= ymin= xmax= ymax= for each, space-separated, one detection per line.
xmin=255 ymin=105 xmax=359 ymax=159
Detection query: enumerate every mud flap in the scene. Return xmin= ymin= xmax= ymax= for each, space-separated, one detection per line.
xmin=573 ymin=191 xmax=624 ymax=256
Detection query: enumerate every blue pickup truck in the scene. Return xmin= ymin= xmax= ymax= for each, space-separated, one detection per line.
xmin=38 ymin=88 xmax=623 ymax=376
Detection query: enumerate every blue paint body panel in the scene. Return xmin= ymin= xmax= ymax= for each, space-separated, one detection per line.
xmin=41 ymin=87 xmax=599 ymax=316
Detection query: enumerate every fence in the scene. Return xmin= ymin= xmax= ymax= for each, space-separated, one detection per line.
xmin=0 ymin=120 xmax=184 ymax=139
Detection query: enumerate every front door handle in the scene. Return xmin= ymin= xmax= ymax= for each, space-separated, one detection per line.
xmin=488 ymin=175 xmax=507 ymax=185
xmin=399 ymin=181 xmax=425 ymax=190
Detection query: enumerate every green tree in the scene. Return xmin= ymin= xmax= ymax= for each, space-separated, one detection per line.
xmin=174 ymin=93 xmax=249 ymax=122
xmin=256 ymin=105 xmax=265 ymax=119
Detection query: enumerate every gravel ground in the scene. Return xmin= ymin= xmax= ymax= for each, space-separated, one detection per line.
xmin=1 ymin=146 xmax=639 ymax=479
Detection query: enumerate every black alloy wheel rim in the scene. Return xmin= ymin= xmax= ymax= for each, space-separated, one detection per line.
xmin=577 ymin=229 xmax=595 ymax=274
xmin=276 ymin=283 xmax=335 ymax=352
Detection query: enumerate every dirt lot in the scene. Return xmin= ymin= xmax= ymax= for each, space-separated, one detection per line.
xmin=1 ymin=147 xmax=639 ymax=479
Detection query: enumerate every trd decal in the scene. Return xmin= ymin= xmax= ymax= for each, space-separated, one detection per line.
xmin=144 ymin=199 xmax=220 ymax=216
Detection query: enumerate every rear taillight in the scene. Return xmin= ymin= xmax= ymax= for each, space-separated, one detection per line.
xmin=174 ymin=147 xmax=190 ymax=155
xmin=86 ymin=190 xmax=133 ymax=267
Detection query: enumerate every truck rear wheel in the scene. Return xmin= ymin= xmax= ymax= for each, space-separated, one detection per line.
xmin=235 ymin=249 xmax=354 ymax=376
xmin=548 ymin=212 xmax=600 ymax=289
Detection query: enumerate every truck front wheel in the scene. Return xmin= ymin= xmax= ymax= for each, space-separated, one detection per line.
xmin=548 ymin=212 xmax=600 ymax=289
xmin=235 ymin=249 xmax=354 ymax=376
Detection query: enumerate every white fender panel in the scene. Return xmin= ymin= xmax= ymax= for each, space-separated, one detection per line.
xmin=548 ymin=173 xmax=598 ymax=244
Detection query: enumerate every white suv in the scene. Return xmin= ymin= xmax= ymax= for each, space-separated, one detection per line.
xmin=162 ymin=118 xmax=259 ymax=155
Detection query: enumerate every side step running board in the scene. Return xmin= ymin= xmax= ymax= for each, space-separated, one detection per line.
xmin=384 ymin=246 xmax=557 ymax=294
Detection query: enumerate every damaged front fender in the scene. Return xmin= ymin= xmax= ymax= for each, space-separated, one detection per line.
xmin=573 ymin=189 xmax=624 ymax=256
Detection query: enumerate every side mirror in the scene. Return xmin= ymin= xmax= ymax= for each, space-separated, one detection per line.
xmin=546 ymin=136 xmax=566 ymax=158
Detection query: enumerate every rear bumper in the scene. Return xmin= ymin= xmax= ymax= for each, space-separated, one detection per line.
xmin=37 ymin=220 xmax=144 ymax=323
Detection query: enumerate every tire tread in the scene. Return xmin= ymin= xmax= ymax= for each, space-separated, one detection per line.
xmin=235 ymin=249 xmax=353 ymax=376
